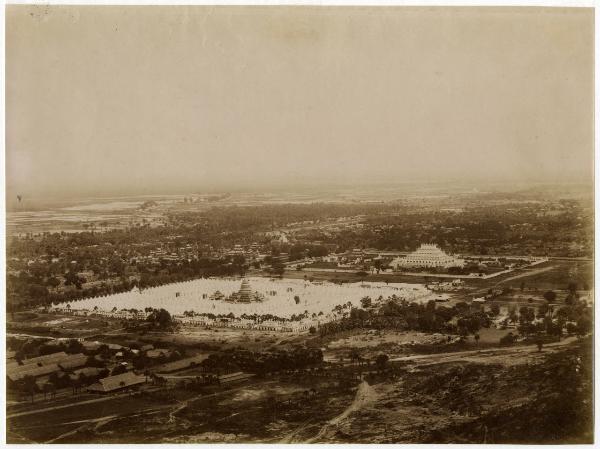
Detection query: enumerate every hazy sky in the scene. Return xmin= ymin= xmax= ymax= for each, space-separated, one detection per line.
xmin=6 ymin=6 xmax=594 ymax=198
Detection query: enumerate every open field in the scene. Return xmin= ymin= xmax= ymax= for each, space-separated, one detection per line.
xmin=504 ymin=260 xmax=593 ymax=292
xmin=52 ymin=277 xmax=440 ymax=320
xmin=7 ymin=391 xmax=178 ymax=442
xmin=7 ymin=313 xmax=122 ymax=340
xmin=319 ymin=327 xmax=517 ymax=362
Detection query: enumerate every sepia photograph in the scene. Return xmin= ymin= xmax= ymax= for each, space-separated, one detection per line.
xmin=3 ymin=4 xmax=595 ymax=444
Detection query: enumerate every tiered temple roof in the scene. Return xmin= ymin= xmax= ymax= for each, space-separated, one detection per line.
xmin=392 ymin=244 xmax=464 ymax=269
xmin=220 ymin=279 xmax=265 ymax=303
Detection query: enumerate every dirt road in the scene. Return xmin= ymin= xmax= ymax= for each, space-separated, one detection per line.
xmin=475 ymin=265 xmax=556 ymax=293
xmin=7 ymin=393 xmax=137 ymax=419
xmin=388 ymin=336 xmax=578 ymax=364
xmin=7 ymin=380 xmax=277 ymax=420
xmin=304 ymin=381 xmax=376 ymax=443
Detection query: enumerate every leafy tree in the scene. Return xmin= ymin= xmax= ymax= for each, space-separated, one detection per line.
xmin=39 ymin=343 xmax=65 ymax=356
xmin=537 ymin=303 xmax=549 ymax=318
xmin=547 ymin=320 xmax=563 ymax=340
xmin=64 ymin=270 xmax=85 ymax=289
xmin=46 ymin=277 xmax=61 ymax=288
xmin=19 ymin=375 xmax=38 ymax=403
xmin=576 ymin=316 xmax=592 ymax=336
xmin=42 ymin=382 xmax=56 ymax=400
xmin=96 ymin=344 xmax=111 ymax=358
xmin=146 ymin=308 xmax=173 ymax=329
xmin=111 ymin=364 xmax=127 ymax=376
xmin=457 ymin=314 xmax=484 ymax=335
xmin=375 ymin=353 xmax=389 ymax=371
xmin=518 ymin=306 xmax=535 ymax=325
xmin=28 ymin=284 xmax=49 ymax=300
xmin=360 ymin=296 xmax=372 ymax=309
xmin=232 ymin=255 xmax=246 ymax=266
xmin=87 ymin=352 xmax=107 ymax=366
xmin=508 ymin=306 xmax=518 ymax=324
xmin=490 ymin=303 xmax=500 ymax=316
xmin=373 ymin=259 xmax=383 ymax=273
xmin=108 ymin=256 xmax=125 ymax=276
xmin=349 ymin=348 xmax=361 ymax=365
xmin=500 ymin=332 xmax=516 ymax=345
xmin=270 ymin=263 xmax=285 ymax=277
xmin=66 ymin=339 xmax=84 ymax=354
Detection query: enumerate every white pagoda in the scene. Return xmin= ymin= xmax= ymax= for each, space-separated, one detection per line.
xmin=391 ymin=244 xmax=464 ymax=269
xmin=224 ymin=279 xmax=265 ymax=303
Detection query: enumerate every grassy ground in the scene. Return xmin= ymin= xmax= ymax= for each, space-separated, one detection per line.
xmin=9 ymin=377 xmax=358 ymax=444
xmin=309 ymin=337 xmax=593 ymax=444
xmin=7 ymin=313 xmax=118 ymax=339
xmin=473 ymin=327 xmax=513 ymax=344
xmin=7 ymin=393 xmax=175 ymax=443
xmin=512 ymin=260 xmax=593 ymax=292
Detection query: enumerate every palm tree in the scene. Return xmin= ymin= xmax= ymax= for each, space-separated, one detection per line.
xmin=49 ymin=383 xmax=57 ymax=399
xmin=78 ymin=373 xmax=87 ymax=389
xmin=376 ymin=353 xmax=389 ymax=372
xmin=71 ymin=378 xmax=81 ymax=395
xmin=349 ymin=348 xmax=360 ymax=366
xmin=42 ymin=382 xmax=53 ymax=400
xmin=21 ymin=376 xmax=38 ymax=403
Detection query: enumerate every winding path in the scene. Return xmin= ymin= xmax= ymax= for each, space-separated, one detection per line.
xmin=304 ymin=381 xmax=376 ymax=443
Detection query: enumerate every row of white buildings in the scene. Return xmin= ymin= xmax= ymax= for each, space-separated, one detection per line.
xmin=175 ymin=315 xmax=317 ymax=333
xmin=49 ymin=306 xmax=318 ymax=333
